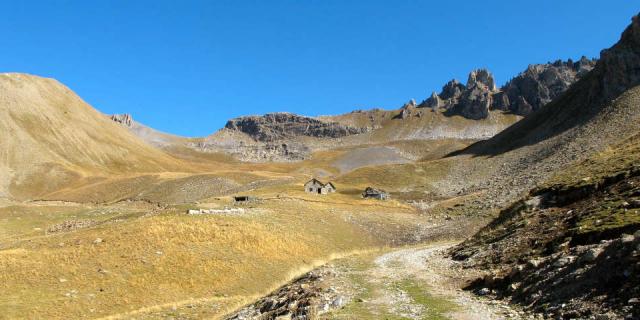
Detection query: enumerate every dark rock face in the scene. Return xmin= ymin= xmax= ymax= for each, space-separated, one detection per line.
xmin=595 ymin=14 xmax=640 ymax=103
xmin=418 ymin=59 xmax=596 ymax=119
xmin=501 ymin=57 xmax=596 ymax=115
xmin=224 ymin=112 xmax=366 ymax=142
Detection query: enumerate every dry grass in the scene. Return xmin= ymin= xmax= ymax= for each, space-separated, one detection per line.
xmin=543 ymin=132 xmax=640 ymax=189
xmin=0 ymin=192 xmax=424 ymax=319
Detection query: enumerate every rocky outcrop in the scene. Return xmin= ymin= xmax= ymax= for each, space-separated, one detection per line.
xmin=498 ymin=57 xmax=597 ymax=114
xmin=420 ymin=69 xmax=499 ymax=120
xmin=226 ymin=265 xmax=347 ymax=320
xmin=423 ymin=92 xmax=442 ymax=110
xmin=224 ymin=112 xmax=367 ymax=142
xmin=418 ymin=59 xmax=596 ymax=119
xmin=448 ymin=69 xmax=498 ymax=119
xmin=395 ymin=99 xmax=421 ymax=119
xmin=109 ymin=113 xmax=134 ymax=127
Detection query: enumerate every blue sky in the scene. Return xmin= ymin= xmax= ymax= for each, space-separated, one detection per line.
xmin=1 ymin=1 xmax=637 ymax=137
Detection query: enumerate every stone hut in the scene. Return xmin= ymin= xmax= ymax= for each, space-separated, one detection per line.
xmin=321 ymin=182 xmax=336 ymax=194
xmin=304 ymin=179 xmax=324 ymax=194
xmin=304 ymin=179 xmax=337 ymax=194
xmin=362 ymin=187 xmax=389 ymax=200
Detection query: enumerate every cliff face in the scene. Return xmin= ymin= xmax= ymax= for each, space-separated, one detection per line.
xmin=224 ymin=112 xmax=367 ymax=142
xmin=419 ymin=58 xmax=597 ymax=119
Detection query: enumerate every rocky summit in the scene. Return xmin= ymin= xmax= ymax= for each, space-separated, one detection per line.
xmin=224 ymin=112 xmax=367 ymax=142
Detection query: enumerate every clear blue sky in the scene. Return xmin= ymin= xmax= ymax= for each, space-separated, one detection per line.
xmin=1 ymin=1 xmax=637 ymax=137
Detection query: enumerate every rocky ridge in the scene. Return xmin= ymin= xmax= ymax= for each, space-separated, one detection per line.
xmin=437 ymin=13 xmax=640 ymax=207
xmin=224 ymin=112 xmax=368 ymax=142
xmin=498 ymin=57 xmax=596 ymax=115
xmin=418 ymin=58 xmax=596 ymax=119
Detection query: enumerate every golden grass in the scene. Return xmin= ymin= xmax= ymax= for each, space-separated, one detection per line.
xmin=0 ymin=194 xmax=423 ymax=319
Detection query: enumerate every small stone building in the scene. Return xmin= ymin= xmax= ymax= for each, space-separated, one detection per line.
xmin=304 ymin=179 xmax=336 ymax=194
xmin=362 ymin=187 xmax=389 ymax=200
xmin=321 ymin=182 xmax=336 ymax=194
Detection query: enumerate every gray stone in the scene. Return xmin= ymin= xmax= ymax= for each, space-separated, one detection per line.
xmin=581 ymin=247 xmax=604 ymax=263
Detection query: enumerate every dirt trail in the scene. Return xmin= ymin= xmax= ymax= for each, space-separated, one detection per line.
xmin=355 ymin=243 xmax=522 ymax=319
xmin=224 ymin=243 xmax=528 ymax=319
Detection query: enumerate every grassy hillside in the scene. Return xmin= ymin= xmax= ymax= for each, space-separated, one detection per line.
xmin=0 ymin=74 xmax=188 ymax=200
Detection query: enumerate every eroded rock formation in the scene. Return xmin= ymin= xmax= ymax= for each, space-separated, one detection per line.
xmin=417 ymin=59 xmax=596 ymax=119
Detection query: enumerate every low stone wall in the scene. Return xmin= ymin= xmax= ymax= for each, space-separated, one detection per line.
xmin=186 ymin=208 xmax=245 ymax=215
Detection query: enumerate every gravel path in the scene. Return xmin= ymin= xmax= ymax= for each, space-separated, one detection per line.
xmin=355 ymin=243 xmax=523 ymax=320
xmin=166 ymin=243 xmax=529 ymax=319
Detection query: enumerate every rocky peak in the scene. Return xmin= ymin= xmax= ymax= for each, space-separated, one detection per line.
xmin=224 ymin=112 xmax=366 ymax=142
xmin=430 ymin=69 xmax=498 ymax=120
xmin=419 ymin=91 xmax=442 ymax=110
xmin=498 ymin=57 xmax=597 ymax=114
xmin=110 ymin=114 xmax=134 ymax=127
xmin=467 ymin=69 xmax=497 ymax=92
xmin=417 ymin=58 xmax=596 ymax=119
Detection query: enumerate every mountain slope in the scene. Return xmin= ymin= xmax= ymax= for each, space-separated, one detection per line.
xmin=110 ymin=113 xmax=187 ymax=148
xmin=447 ymin=13 xmax=640 ymax=319
xmin=458 ymin=14 xmax=640 ymax=157
xmin=437 ymin=14 xmax=640 ymax=205
xmin=450 ymin=130 xmax=640 ymax=319
xmin=0 ymin=73 xmax=183 ymax=199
